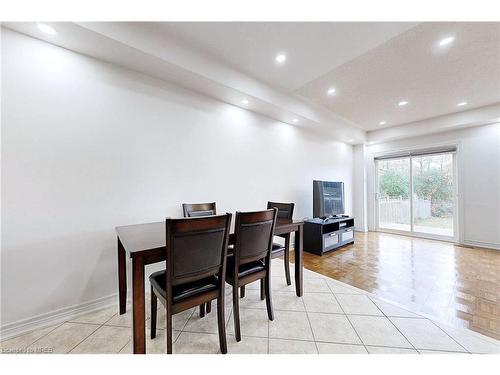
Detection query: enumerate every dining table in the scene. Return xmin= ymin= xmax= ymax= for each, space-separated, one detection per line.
xmin=115 ymin=217 xmax=304 ymax=354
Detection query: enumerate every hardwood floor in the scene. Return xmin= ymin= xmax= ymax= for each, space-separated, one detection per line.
xmin=291 ymin=231 xmax=500 ymax=340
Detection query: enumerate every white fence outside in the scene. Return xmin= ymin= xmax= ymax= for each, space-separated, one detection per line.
xmin=379 ymin=197 xmax=431 ymax=224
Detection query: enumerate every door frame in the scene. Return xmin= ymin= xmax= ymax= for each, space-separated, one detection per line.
xmin=373 ymin=142 xmax=461 ymax=243
xmin=374 ymin=156 xmax=412 ymax=233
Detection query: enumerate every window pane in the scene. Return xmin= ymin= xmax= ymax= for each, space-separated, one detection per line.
xmin=412 ymin=153 xmax=454 ymax=237
xmin=377 ymin=158 xmax=411 ymax=232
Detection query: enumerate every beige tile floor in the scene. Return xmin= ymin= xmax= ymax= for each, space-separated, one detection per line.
xmin=1 ymin=259 xmax=499 ymax=354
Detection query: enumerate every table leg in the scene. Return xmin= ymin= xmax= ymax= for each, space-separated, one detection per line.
xmin=118 ymin=237 xmax=127 ymax=315
xmin=132 ymin=256 xmax=146 ymax=354
xmin=294 ymin=226 xmax=303 ymax=297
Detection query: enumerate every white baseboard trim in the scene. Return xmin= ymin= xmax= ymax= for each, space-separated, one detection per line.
xmin=462 ymin=239 xmax=500 ymax=251
xmin=0 ymin=293 xmax=119 ymax=340
xmin=355 ymin=227 xmax=368 ymax=232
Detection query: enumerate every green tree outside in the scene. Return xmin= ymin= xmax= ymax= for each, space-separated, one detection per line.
xmin=379 ymin=157 xmax=453 ymax=216
xmin=379 ymin=169 xmax=409 ymax=198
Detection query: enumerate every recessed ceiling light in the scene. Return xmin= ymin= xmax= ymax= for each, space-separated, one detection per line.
xmin=379 ymin=121 xmax=387 ymax=125
xmin=438 ymin=36 xmax=455 ymax=47
xmin=398 ymin=100 xmax=409 ymax=106
xmin=241 ymin=99 xmax=249 ymax=105
xmin=327 ymin=87 xmax=336 ymax=96
xmin=348 ymin=139 xmax=354 ymax=143
xmin=457 ymin=101 xmax=467 ymax=107
xmin=37 ymin=23 xmax=56 ymax=36
xmin=275 ymin=53 xmax=287 ymax=64
xmin=292 ymin=118 xmax=299 ymax=123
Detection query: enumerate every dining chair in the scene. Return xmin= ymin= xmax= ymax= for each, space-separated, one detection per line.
xmin=239 ymin=202 xmax=295 ymax=300
xmin=182 ymin=202 xmax=217 ymax=217
xmin=149 ymin=213 xmax=232 ymax=354
xmin=267 ymin=201 xmax=294 ymax=286
xmin=226 ymin=208 xmax=277 ymax=342
xmin=182 ymin=202 xmax=217 ymax=316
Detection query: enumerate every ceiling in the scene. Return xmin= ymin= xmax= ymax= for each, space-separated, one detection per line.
xmin=297 ymin=22 xmax=500 ymax=130
xmin=3 ymin=21 xmax=366 ymax=143
xmin=4 ymin=21 xmax=500 ymax=141
xmin=161 ymin=22 xmax=500 ymax=131
xmin=159 ymin=22 xmax=418 ymax=91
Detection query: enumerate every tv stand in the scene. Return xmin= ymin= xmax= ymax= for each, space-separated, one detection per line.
xmin=321 ymin=214 xmax=349 ymax=220
xmin=304 ymin=216 xmax=355 ymax=255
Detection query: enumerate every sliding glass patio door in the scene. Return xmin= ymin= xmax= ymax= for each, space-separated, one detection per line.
xmin=375 ymin=149 xmax=457 ymax=240
xmin=376 ymin=157 xmax=411 ymax=232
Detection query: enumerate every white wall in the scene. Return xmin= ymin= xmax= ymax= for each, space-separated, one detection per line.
xmin=353 ymin=145 xmax=368 ymax=231
xmin=0 ymin=30 xmax=353 ymax=328
xmin=364 ymin=123 xmax=500 ymax=249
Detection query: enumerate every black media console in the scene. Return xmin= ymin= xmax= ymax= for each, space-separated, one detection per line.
xmin=303 ymin=216 xmax=355 ymax=255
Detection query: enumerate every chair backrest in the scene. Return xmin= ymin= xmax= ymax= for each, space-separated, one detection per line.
xmin=166 ymin=213 xmax=232 ymax=287
xmin=267 ymin=201 xmax=294 ymax=220
xmin=182 ymin=202 xmax=217 ymax=217
xmin=233 ymin=208 xmax=277 ymax=266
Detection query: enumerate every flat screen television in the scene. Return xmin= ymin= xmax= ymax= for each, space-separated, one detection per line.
xmin=313 ymin=180 xmax=345 ymax=218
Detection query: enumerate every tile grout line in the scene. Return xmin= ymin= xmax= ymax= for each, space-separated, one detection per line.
xmin=30 ymin=320 xmax=100 ymax=354
xmin=386 ymin=315 xmax=468 ymax=354
xmin=61 ymin=321 xmax=103 ymax=327
xmin=434 ymin=317 xmax=500 ymax=346
xmin=236 ymin=304 xmax=428 ymax=318
xmin=67 ymin=321 xmax=104 ymax=353
xmin=415 ymin=348 xmax=472 ymax=354
xmin=100 ymin=302 xmax=149 ymax=353
xmin=327 ymin=281 xmax=368 ymax=353
xmin=179 ymin=307 xmax=196 ymax=332
xmin=68 ymin=307 xmax=128 ymax=353
xmin=13 ymin=321 xmax=65 ymax=350
xmin=428 ymin=319 xmax=471 ymax=353
xmin=172 ymin=307 xmax=197 ymax=348
xmin=365 ymin=295 xmax=419 ymax=353
xmin=164 ymin=326 xmax=427 ymax=351
xmin=75 ymin=300 xmax=164 ymax=354
xmin=117 ymin=338 xmax=132 ymax=354
xmin=368 ymin=292 xmax=470 ymax=353
xmin=300 ymin=291 xmax=320 ymax=354
xmin=61 ymin=304 xmax=129 ymax=353
xmin=150 ymin=306 xmax=197 ymax=353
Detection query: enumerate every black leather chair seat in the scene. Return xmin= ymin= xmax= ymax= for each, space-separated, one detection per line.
xmin=271 ymin=243 xmax=285 ymax=253
xmin=226 ymin=254 xmax=265 ymax=283
xmin=149 ymin=271 xmax=218 ymax=302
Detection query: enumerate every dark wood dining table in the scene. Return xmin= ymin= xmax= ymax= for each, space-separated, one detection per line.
xmin=115 ymin=218 xmax=304 ymax=354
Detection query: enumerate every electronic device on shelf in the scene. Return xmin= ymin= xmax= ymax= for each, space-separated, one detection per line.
xmin=313 ymin=181 xmax=345 ymax=218
xmin=305 ymin=180 xmax=354 ymax=255
xmin=321 ymin=214 xmax=349 ymax=221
